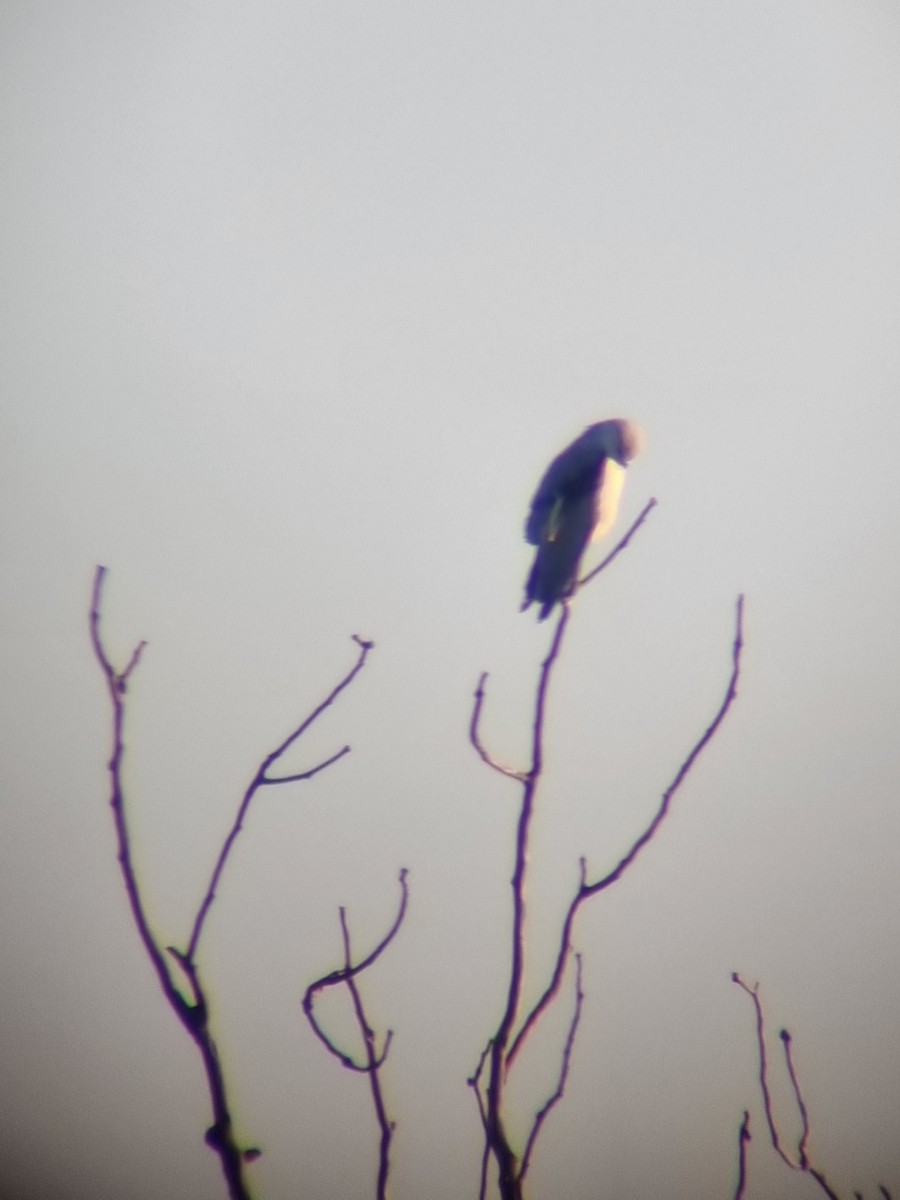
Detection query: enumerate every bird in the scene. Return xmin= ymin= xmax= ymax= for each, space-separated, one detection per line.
xmin=521 ymin=419 xmax=643 ymax=620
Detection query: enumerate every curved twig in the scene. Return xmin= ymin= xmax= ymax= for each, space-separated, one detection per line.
xmin=509 ymin=595 xmax=745 ymax=1066
xmin=187 ymin=633 xmax=374 ymax=960
xmin=470 ymin=672 xmax=529 ymax=782
xmin=90 ymin=566 xmax=254 ymax=1200
xmin=734 ymin=1111 xmax=752 ymax=1200
xmin=733 ymin=973 xmax=842 ymax=1200
xmin=302 ymin=870 xmax=409 ymax=1200
xmin=578 ymin=496 xmax=658 ymax=589
xmin=303 ymin=869 xmax=410 ymax=1067
xmin=519 ymin=952 xmax=584 ymax=1181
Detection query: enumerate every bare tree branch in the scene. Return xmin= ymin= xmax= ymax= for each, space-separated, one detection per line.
xmin=187 ymin=632 xmax=374 ymax=961
xmin=509 ymin=595 xmax=745 ymax=1066
xmin=471 ymin=489 xmax=742 ymax=1198
xmin=734 ymin=1111 xmax=752 ymax=1200
xmin=780 ymin=1029 xmax=811 ymax=1168
xmin=302 ymin=870 xmax=409 ymax=1200
xmin=467 ymin=1042 xmax=493 ymax=1200
xmin=469 ymin=673 xmax=529 ymax=782
xmin=519 ymin=952 xmax=584 ymax=1181
xmin=91 ymin=565 xmax=369 ymax=1200
xmin=480 ymin=601 xmax=572 ymax=1199
xmin=732 ymin=974 xmax=796 ymax=1170
xmin=90 ymin=566 xmax=255 ymax=1200
xmin=733 ymin=973 xmax=842 ymax=1200
xmin=303 ymin=869 xmax=409 ymax=1067
xmin=578 ymin=496 xmax=658 ymax=589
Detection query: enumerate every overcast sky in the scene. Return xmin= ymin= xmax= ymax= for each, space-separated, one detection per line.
xmin=3 ymin=2 xmax=900 ymax=1198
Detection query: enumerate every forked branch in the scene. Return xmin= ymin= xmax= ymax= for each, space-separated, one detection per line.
xmin=729 ymin=972 xmax=886 ymax=1200
xmin=303 ymin=870 xmax=409 ymax=1200
xmin=509 ymin=595 xmax=745 ymax=1066
xmin=470 ymin=497 xmax=744 ymax=1198
xmin=90 ymin=565 xmax=371 ymax=1200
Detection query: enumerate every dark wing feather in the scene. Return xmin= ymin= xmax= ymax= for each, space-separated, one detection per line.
xmin=522 ymin=437 xmax=608 ymax=617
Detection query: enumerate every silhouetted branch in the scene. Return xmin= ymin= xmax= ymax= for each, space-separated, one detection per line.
xmin=261 ymin=743 xmax=351 ymax=784
xmin=467 ymin=1042 xmax=493 ymax=1200
xmin=187 ymin=632 xmax=374 ymax=960
xmin=479 ymin=601 xmax=571 ymax=1199
xmin=732 ymin=973 xmax=842 ymax=1200
xmin=781 ymin=1029 xmax=811 ymax=1168
xmin=470 ymin=673 xmax=529 ymax=782
xmin=509 ymin=595 xmax=745 ymax=1066
xmin=732 ymin=974 xmax=797 ymax=1169
xmin=90 ymin=566 xmax=255 ymax=1200
xmin=302 ymin=870 xmax=408 ymax=1200
xmin=91 ymin=565 xmax=369 ymax=1200
xmin=519 ymin=952 xmax=584 ymax=1181
xmin=734 ymin=1111 xmax=752 ymax=1200
xmin=578 ymin=496 xmax=658 ymax=589
xmin=471 ymin=495 xmax=742 ymax=1198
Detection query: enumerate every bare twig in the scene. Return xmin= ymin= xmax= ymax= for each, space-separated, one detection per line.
xmin=578 ymin=496 xmax=658 ymax=589
xmin=91 ymin=566 xmax=369 ymax=1200
xmin=467 ymin=1042 xmax=493 ymax=1200
xmin=731 ymin=975 xmax=795 ymax=1169
xmin=472 ymin=496 xmax=742 ymax=1197
xmin=480 ymin=601 xmax=571 ymax=1199
xmin=90 ymin=567 xmax=254 ymax=1200
xmin=303 ymin=869 xmax=409 ymax=1066
xmin=470 ymin=671 xmax=529 ymax=782
xmin=733 ymin=973 xmax=842 ymax=1200
xmin=187 ymin=632 xmax=374 ymax=960
xmin=734 ymin=1111 xmax=752 ymax=1200
xmin=519 ymin=952 xmax=584 ymax=1181
xmin=302 ymin=870 xmax=409 ymax=1200
xmin=509 ymin=595 xmax=745 ymax=1066
xmin=781 ymin=1029 xmax=811 ymax=1168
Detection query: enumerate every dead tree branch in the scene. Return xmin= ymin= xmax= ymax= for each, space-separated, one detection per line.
xmin=469 ymin=501 xmax=744 ymax=1197
xmin=733 ymin=1110 xmax=752 ymax=1200
xmin=519 ymin=952 xmax=584 ymax=1182
xmin=732 ymin=973 xmax=849 ymax=1200
xmin=303 ymin=870 xmax=409 ymax=1200
xmin=188 ymin=631 xmax=373 ymax=960
xmin=509 ymin=594 xmax=744 ymax=1068
xmin=90 ymin=565 xmax=371 ymax=1200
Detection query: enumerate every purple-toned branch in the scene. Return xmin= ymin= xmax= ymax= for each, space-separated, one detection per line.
xmin=480 ymin=601 xmax=572 ymax=1199
xmin=91 ymin=565 xmax=369 ymax=1200
xmin=467 ymin=1042 xmax=493 ymax=1200
xmin=508 ymin=595 xmax=745 ymax=1067
xmin=731 ymin=975 xmax=796 ymax=1170
xmin=519 ymin=952 xmax=584 ymax=1182
xmin=90 ymin=566 xmax=254 ymax=1200
xmin=302 ymin=871 xmax=408 ymax=1200
xmin=732 ymin=973 xmax=842 ymax=1200
xmin=780 ymin=1029 xmax=811 ymax=1168
xmin=339 ymin=909 xmax=394 ymax=1200
xmin=733 ymin=1110 xmax=752 ymax=1200
xmin=303 ymin=869 xmax=409 ymax=1066
xmin=469 ymin=503 xmax=747 ymax=1198
xmin=470 ymin=673 xmax=529 ymax=782
xmin=578 ymin=497 xmax=658 ymax=589
xmin=187 ymin=632 xmax=373 ymax=961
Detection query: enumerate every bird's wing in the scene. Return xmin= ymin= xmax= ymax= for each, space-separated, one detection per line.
xmin=524 ymin=433 xmax=607 ymax=546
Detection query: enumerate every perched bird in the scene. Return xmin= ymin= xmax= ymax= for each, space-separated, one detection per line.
xmin=521 ymin=419 xmax=643 ymax=620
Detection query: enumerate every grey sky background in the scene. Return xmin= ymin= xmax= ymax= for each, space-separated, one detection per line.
xmin=2 ymin=2 xmax=900 ymax=1197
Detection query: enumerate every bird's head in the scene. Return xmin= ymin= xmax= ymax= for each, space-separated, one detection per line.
xmin=586 ymin=419 xmax=644 ymax=466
